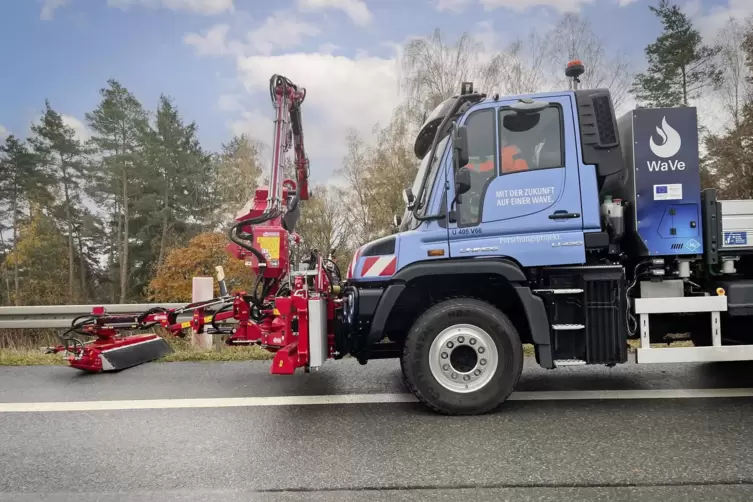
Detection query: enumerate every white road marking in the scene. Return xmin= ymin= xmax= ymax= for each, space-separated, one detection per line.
xmin=1 ymin=388 xmax=752 ymax=413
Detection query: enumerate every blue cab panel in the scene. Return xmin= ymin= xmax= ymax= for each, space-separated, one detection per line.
xmin=348 ymin=89 xmax=610 ymax=280
xmin=443 ymin=92 xmax=593 ymax=267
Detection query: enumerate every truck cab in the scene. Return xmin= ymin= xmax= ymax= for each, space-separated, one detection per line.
xmin=337 ymin=65 xmax=753 ymax=415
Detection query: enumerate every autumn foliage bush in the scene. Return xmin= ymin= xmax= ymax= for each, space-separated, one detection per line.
xmin=147 ymin=232 xmax=257 ymax=302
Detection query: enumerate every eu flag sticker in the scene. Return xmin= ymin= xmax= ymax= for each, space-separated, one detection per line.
xmin=654 ymin=184 xmax=682 ymax=200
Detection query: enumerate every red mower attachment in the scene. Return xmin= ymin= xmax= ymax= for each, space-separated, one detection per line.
xmin=46 ymin=307 xmax=175 ymax=372
xmin=47 ymin=74 xmax=343 ymax=376
xmin=46 ymin=292 xmax=251 ymax=372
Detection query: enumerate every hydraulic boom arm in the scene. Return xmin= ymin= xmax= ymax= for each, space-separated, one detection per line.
xmin=48 ymin=74 xmax=340 ymax=375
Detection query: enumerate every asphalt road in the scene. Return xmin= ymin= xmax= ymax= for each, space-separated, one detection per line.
xmin=1 ymin=357 xmax=753 ymax=501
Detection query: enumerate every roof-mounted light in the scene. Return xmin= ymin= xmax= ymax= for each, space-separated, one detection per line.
xmin=565 ymin=60 xmax=585 ymax=90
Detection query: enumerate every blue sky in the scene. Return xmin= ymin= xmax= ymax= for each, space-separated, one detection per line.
xmin=0 ymin=0 xmax=750 ymax=182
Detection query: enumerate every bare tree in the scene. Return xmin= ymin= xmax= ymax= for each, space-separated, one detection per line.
xmin=295 ymin=184 xmax=350 ymax=263
xmin=544 ymin=13 xmax=633 ymax=109
xmin=215 ymin=134 xmax=265 ymax=223
xmin=337 ymin=105 xmax=418 ymax=247
xmin=490 ymin=31 xmax=547 ymax=96
xmin=715 ymin=16 xmax=753 ymax=130
xmin=337 ymin=128 xmax=374 ymax=244
xmin=700 ymin=15 xmax=753 ymax=199
xmin=398 ymin=29 xmax=509 ymax=127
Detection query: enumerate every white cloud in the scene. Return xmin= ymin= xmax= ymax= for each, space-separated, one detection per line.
xmin=228 ymin=109 xmax=272 ymax=146
xmin=62 ymin=115 xmax=90 ymax=142
xmin=107 ymin=0 xmax=233 ymax=15
xmin=184 ymin=24 xmax=234 ymax=56
xmin=692 ymin=0 xmax=753 ymax=39
xmin=480 ymin=0 xmax=593 ymax=13
xmin=296 ymin=0 xmax=372 ymax=26
xmin=216 ymin=93 xmax=243 ymax=112
xmin=184 ymin=13 xmax=320 ymax=58
xmin=318 ymin=43 xmax=340 ymax=55
xmin=245 ymin=12 xmax=320 ymax=56
xmin=232 ymin=52 xmax=400 ymax=180
xmin=0 ymin=125 xmax=8 ymax=140
xmin=434 ymin=0 xmax=473 ymax=12
xmin=184 ymin=15 xmax=398 ymax=182
xmin=681 ymin=0 xmax=704 ymax=20
xmin=618 ymin=0 xmax=638 ymax=5
xmin=40 ymin=0 xmax=68 ymax=20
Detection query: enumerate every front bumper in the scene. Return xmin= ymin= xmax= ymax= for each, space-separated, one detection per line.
xmin=339 ymin=281 xmax=388 ymax=355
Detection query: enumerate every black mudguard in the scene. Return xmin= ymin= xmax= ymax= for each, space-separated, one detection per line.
xmin=354 ymin=258 xmax=554 ymax=368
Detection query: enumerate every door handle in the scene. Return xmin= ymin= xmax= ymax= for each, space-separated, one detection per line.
xmin=549 ymin=210 xmax=581 ymax=220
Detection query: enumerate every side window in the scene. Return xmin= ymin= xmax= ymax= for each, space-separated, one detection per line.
xmin=499 ymin=106 xmax=564 ymax=174
xmin=458 ymin=109 xmax=496 ymax=227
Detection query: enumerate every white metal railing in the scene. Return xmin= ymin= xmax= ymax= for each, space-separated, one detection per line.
xmin=0 ymin=304 xmax=185 ymax=329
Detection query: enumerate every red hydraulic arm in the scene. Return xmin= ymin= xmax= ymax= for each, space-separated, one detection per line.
xmin=225 ymin=74 xmax=310 ymax=280
xmin=48 ymin=74 xmax=341 ymax=375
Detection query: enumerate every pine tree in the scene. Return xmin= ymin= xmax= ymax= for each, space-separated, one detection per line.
xmin=0 ymin=135 xmax=49 ymax=304
xmin=29 ymin=101 xmax=88 ymax=301
xmin=152 ymin=95 xmax=207 ymax=266
xmin=631 ymin=0 xmax=722 ymax=107
xmin=85 ymin=80 xmax=149 ymax=302
xmin=129 ymin=94 xmax=209 ymax=294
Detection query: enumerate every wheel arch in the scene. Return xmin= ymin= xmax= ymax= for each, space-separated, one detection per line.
xmin=359 ymin=258 xmax=554 ymax=368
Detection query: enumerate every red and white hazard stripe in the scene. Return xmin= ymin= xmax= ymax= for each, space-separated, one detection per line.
xmin=347 ymin=247 xmax=362 ymax=279
xmin=361 ymin=256 xmax=397 ymax=277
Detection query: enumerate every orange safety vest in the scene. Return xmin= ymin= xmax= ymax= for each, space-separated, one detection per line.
xmin=467 ymin=146 xmax=529 ymax=174
xmin=501 ymin=145 xmax=529 ymax=173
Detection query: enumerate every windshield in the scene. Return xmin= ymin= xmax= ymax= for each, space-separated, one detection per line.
xmin=412 ymin=134 xmax=450 ymax=215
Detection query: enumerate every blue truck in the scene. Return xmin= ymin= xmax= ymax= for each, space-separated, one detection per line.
xmin=336 ymin=62 xmax=753 ymax=415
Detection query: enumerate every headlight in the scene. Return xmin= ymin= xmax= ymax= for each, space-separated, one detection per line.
xmin=342 ymin=289 xmax=358 ymax=325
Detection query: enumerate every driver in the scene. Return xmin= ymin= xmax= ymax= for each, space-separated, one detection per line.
xmin=501 ymin=145 xmax=529 ymax=173
xmin=467 ymin=145 xmax=530 ymax=174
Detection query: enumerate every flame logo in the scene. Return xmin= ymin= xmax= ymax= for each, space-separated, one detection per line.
xmin=649 ymin=116 xmax=682 ymax=158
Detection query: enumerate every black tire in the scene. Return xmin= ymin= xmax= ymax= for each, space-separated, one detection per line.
xmin=401 ymin=297 xmax=523 ymax=415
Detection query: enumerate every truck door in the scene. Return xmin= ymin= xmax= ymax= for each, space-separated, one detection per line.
xmin=446 ymin=96 xmax=587 ymax=267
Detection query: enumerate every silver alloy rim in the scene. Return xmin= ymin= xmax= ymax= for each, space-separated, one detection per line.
xmin=428 ymin=324 xmax=498 ymax=393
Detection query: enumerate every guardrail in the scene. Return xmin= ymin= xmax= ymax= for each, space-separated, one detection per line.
xmin=0 ymin=304 xmax=186 ymax=329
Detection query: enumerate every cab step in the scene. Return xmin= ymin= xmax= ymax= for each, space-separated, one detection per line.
xmin=538 ymin=264 xmax=627 ymax=366
xmin=552 ymin=324 xmax=585 ymax=330
xmin=533 ymin=288 xmax=584 ymax=295
xmin=554 ymin=359 xmax=586 ymax=367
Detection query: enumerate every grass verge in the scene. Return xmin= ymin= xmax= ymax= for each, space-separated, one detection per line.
xmin=0 ymin=328 xmax=273 ymax=367
xmin=0 ymin=329 xmax=694 ymax=367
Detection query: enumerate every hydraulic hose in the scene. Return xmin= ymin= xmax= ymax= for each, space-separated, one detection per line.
xmin=228 ymin=217 xmax=275 ymax=269
xmin=323 ymin=258 xmax=342 ymax=283
xmin=211 ymin=303 xmax=233 ymax=332
xmin=137 ymin=306 xmax=169 ymax=329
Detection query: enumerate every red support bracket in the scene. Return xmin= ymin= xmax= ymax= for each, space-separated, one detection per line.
xmin=271 ymin=340 xmax=299 ymax=375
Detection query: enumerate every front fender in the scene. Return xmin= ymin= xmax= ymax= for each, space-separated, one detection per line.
xmin=351 ymin=258 xmax=554 ymax=368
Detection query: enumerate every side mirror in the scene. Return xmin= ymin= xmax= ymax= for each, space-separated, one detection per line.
xmin=453 ymin=125 xmax=469 ymax=169
xmin=454 ymin=167 xmax=471 ymax=197
xmin=403 ymin=188 xmax=416 ymax=209
xmin=449 ymin=167 xmax=472 ymax=224
xmin=392 ymin=214 xmax=402 ymax=227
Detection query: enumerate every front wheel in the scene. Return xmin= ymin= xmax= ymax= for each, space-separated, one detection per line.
xmin=401 ymin=298 xmax=523 ymax=415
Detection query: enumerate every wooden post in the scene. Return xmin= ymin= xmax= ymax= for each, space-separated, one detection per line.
xmin=192 ymin=277 xmax=213 ymax=349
